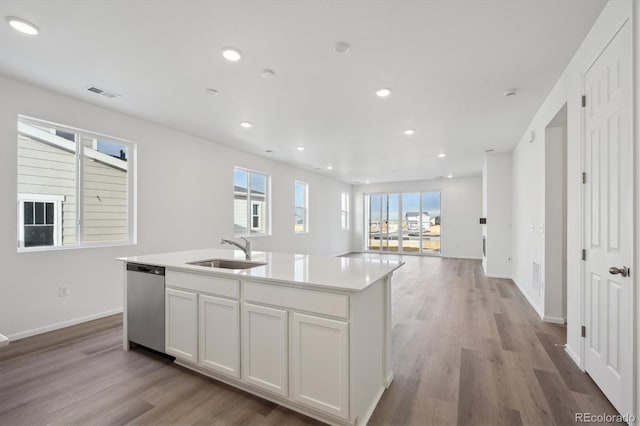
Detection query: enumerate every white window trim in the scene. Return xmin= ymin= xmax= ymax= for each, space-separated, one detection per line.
xmin=294 ymin=180 xmax=308 ymax=234
xmin=341 ymin=192 xmax=350 ymax=231
xmin=17 ymin=115 xmax=137 ymax=252
xmin=17 ymin=193 xmax=65 ymax=249
xmin=234 ymin=166 xmax=270 ymax=237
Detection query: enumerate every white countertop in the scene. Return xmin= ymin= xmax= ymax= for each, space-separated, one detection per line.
xmin=118 ymin=249 xmax=404 ymax=292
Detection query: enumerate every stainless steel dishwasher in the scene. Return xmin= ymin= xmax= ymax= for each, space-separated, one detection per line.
xmin=126 ymin=263 xmax=166 ymax=353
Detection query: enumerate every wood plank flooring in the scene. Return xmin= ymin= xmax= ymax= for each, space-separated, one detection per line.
xmin=0 ymin=255 xmax=621 ymax=425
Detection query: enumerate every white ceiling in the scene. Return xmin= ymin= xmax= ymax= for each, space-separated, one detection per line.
xmin=0 ymin=0 xmax=607 ymax=184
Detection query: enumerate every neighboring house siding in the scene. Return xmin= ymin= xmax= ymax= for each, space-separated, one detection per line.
xmin=17 ymin=135 xmax=128 ymax=245
xmin=18 ymin=135 xmax=77 ymax=245
xmin=83 ymin=160 xmax=128 ymax=242
xmin=234 ymin=195 xmax=265 ymax=235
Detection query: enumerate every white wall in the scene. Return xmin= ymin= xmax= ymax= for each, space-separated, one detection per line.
xmin=0 ymin=75 xmax=352 ymax=339
xmin=482 ymin=154 xmax=513 ymax=278
xmin=352 ymin=176 xmax=482 ymax=259
xmin=510 ymin=1 xmax=632 ymax=365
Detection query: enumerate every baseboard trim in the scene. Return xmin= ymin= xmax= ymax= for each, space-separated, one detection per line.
xmin=512 ymin=278 xmax=545 ymax=320
xmin=485 ymin=273 xmax=513 ymax=279
xmin=542 ymin=316 xmax=566 ymax=324
xmin=6 ymin=308 xmax=123 ymax=341
xmin=565 ymin=345 xmax=583 ymax=371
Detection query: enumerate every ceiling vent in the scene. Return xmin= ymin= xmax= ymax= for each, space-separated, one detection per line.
xmin=86 ymin=86 xmax=121 ymax=99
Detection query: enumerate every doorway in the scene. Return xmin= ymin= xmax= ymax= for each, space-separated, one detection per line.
xmin=544 ymin=104 xmax=568 ymax=323
xmin=365 ymin=192 xmax=441 ymax=255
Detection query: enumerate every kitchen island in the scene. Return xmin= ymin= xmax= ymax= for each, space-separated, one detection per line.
xmin=118 ymin=249 xmax=403 ymax=426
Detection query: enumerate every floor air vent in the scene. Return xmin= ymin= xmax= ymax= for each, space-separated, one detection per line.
xmin=532 ymin=261 xmax=542 ymax=296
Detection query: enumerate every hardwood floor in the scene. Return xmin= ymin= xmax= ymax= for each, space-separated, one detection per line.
xmin=0 ymin=256 xmax=620 ymax=425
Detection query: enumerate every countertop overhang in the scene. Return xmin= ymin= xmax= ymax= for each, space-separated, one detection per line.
xmin=118 ymin=249 xmax=404 ymax=293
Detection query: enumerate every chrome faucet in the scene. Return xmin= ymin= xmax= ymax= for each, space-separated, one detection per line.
xmin=220 ymin=237 xmax=251 ymax=260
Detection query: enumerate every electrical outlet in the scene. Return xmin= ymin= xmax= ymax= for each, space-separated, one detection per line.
xmin=59 ymin=285 xmax=69 ymax=297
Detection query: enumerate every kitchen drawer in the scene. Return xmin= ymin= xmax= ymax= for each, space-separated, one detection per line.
xmin=167 ymin=270 xmax=239 ymax=299
xmin=244 ymin=281 xmax=348 ymax=319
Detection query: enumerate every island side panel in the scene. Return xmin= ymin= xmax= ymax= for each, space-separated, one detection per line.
xmin=350 ymin=277 xmax=386 ymax=424
xmin=122 ymin=262 xmax=129 ymax=350
xmin=384 ymin=273 xmax=393 ymax=386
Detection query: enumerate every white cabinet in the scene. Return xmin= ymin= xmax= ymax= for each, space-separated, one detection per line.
xmin=291 ymin=313 xmax=349 ymax=419
xmin=199 ymin=295 xmax=240 ymax=378
xmin=166 ymin=287 xmax=198 ymax=362
xmin=242 ymin=302 xmax=288 ymax=397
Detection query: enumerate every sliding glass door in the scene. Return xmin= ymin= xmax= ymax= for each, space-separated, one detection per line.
xmin=366 ymin=191 xmax=441 ymax=255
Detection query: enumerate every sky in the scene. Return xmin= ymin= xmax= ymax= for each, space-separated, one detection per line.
xmin=97 ymin=140 xmax=127 ymax=159
xmin=369 ymin=192 xmax=441 ymax=221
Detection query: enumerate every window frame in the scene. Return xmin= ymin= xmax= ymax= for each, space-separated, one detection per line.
xmin=234 ymin=166 xmax=270 ymax=237
xmin=17 ymin=193 xmax=64 ymax=248
xmin=294 ymin=180 xmax=309 ymax=234
xmin=341 ymin=191 xmax=350 ymax=231
xmin=17 ymin=115 xmax=137 ymax=252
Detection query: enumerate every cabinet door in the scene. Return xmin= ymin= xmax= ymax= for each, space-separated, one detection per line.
xmin=291 ymin=313 xmax=349 ymax=419
xmin=166 ymin=288 xmax=198 ymax=362
xmin=199 ymin=295 xmax=240 ymax=378
xmin=242 ymin=303 xmax=288 ymax=396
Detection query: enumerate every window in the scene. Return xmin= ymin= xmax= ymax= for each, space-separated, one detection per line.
xmin=17 ymin=116 xmax=136 ymax=251
xmin=341 ymin=192 xmax=350 ymax=230
xmin=234 ymin=167 xmax=269 ymax=236
xmin=294 ymin=181 xmax=308 ymax=233
xmin=18 ymin=194 xmax=63 ymax=247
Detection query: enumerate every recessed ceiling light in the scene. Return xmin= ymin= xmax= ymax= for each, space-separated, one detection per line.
xmin=327 ymin=164 xmax=333 ymax=170
xmin=365 ymin=180 xmax=370 ymax=184
xmin=375 ymin=88 xmax=392 ymax=98
xmin=447 ymin=174 xmax=454 ymax=179
xmin=403 ymin=129 xmax=415 ymax=136
xmin=334 ymin=42 xmax=350 ymax=54
xmin=205 ymin=88 xmax=219 ymax=96
xmin=438 ymin=153 xmax=446 ymax=158
xmin=222 ymin=47 xmax=242 ymax=62
xmin=240 ymin=121 xmax=253 ymax=128
xmin=296 ymin=146 xmax=305 ymax=151
xmin=504 ymin=89 xmax=518 ymax=98
xmin=5 ymin=16 xmax=39 ymax=35
xmin=265 ymin=149 xmax=273 ymax=153
xmin=261 ymin=69 xmax=275 ymax=79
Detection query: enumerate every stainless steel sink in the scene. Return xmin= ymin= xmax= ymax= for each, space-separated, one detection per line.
xmin=187 ymin=259 xmax=267 ymax=269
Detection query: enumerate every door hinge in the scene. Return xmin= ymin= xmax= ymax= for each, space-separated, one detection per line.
xmin=582 ymin=172 xmax=586 ymax=184
xmin=581 ymin=95 xmax=586 ymax=108
xmin=581 ymin=326 xmax=586 ymax=338
xmin=581 ymin=249 xmax=586 ymax=261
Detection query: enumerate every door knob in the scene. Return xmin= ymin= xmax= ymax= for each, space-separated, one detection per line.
xmin=609 ymin=266 xmax=629 ymax=277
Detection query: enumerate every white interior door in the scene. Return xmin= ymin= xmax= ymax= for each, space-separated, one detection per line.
xmin=583 ymin=21 xmax=633 ymax=416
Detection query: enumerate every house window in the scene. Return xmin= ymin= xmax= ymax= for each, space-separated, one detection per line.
xmin=341 ymin=192 xmax=350 ymax=230
xmin=17 ymin=116 xmax=136 ymax=251
xmin=252 ymin=203 xmax=260 ymax=229
xmin=294 ymin=181 xmax=308 ymax=233
xmin=18 ymin=194 xmax=64 ymax=248
xmin=234 ymin=167 xmax=269 ymax=236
